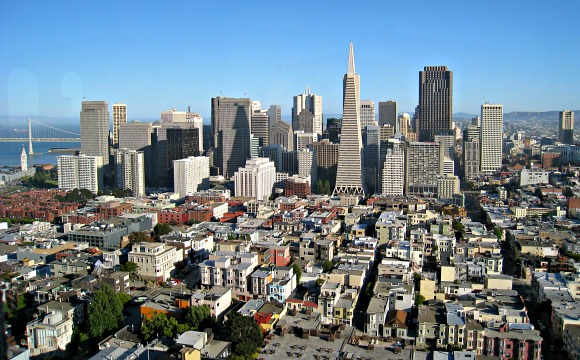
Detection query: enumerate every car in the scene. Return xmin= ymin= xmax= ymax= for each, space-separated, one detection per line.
xmin=132 ymin=296 xmax=148 ymax=304
xmin=167 ymin=280 xmax=178 ymax=286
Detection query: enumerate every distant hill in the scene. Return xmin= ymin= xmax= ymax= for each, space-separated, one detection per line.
xmin=503 ymin=110 xmax=579 ymax=122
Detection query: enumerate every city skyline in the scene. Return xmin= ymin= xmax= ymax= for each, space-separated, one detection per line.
xmin=2 ymin=1 xmax=580 ymax=122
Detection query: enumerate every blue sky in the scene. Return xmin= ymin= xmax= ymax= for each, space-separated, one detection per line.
xmin=1 ymin=1 xmax=579 ymax=123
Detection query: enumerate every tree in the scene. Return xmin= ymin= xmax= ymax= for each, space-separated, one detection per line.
xmin=118 ymin=292 xmax=132 ymax=306
xmin=563 ymin=187 xmax=574 ymax=198
xmin=494 ymin=227 xmax=502 ymax=240
xmin=87 ymin=286 xmax=123 ymax=338
xmin=218 ymin=312 xmax=262 ymax=357
xmin=413 ymin=273 xmax=421 ymax=291
xmin=291 ymin=263 xmax=302 ymax=284
xmin=120 ymin=261 xmax=139 ymax=281
xmin=153 ymin=223 xmax=172 ymax=240
xmin=415 ymin=294 xmax=426 ymax=306
xmin=185 ymin=305 xmax=212 ymax=331
xmin=322 ymin=260 xmax=334 ymax=273
xmin=141 ymin=312 xmax=190 ymax=341
xmin=128 ymin=231 xmax=149 ymax=245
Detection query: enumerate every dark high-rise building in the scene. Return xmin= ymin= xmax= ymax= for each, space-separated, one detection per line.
xmin=211 ymin=97 xmax=252 ymax=178
xmin=309 ymin=140 xmax=340 ymax=191
xmin=418 ymin=66 xmax=453 ymax=142
xmin=327 ymin=118 xmax=342 ymax=143
xmin=559 ymin=110 xmax=574 ymax=144
xmin=379 ymin=100 xmax=397 ymax=127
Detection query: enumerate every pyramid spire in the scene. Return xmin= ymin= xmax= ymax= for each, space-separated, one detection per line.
xmin=348 ymin=42 xmax=355 ymax=75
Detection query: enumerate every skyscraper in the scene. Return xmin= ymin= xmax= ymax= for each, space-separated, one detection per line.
xmin=333 ymin=43 xmax=365 ymax=197
xmin=417 ymin=66 xmax=453 ymax=142
xmin=559 ymin=110 xmax=574 ymax=144
xmin=115 ymin=149 xmax=145 ymax=197
xmin=166 ymin=126 xmax=201 ymax=184
xmin=211 ymin=97 xmax=252 ymax=178
xmin=479 ymin=103 xmax=503 ymax=173
xmin=297 ymin=148 xmax=317 ymax=191
xmin=363 ymin=125 xmax=380 ymax=195
xmin=360 ymin=100 xmax=376 ymax=131
xmin=379 ymin=100 xmax=397 ymax=128
xmin=251 ymin=109 xmax=270 ymax=147
xmin=112 ymin=103 xmax=127 ymax=147
xmin=80 ymin=101 xmax=110 ymax=165
xmin=310 ymin=140 xmax=340 ymax=191
xmin=119 ymin=121 xmax=153 ymax=182
xmin=270 ymin=120 xmax=293 ymax=151
xmin=267 ymin=105 xmax=281 ymax=129
xmin=292 ymin=88 xmax=323 ymax=136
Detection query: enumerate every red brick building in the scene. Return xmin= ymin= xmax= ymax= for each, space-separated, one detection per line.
xmin=285 ymin=177 xmax=311 ymax=198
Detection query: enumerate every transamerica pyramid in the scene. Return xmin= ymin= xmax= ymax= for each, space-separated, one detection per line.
xmin=333 ymin=43 xmax=366 ymax=197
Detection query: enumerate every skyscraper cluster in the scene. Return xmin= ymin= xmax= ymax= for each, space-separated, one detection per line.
xmin=62 ymin=42 xmax=518 ymax=201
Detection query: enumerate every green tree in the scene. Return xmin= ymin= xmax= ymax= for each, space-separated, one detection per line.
xmin=324 ymin=180 xmax=331 ymax=194
xmin=563 ymin=187 xmax=575 ymax=198
xmin=413 ymin=273 xmax=421 ymax=291
xmin=153 ymin=223 xmax=172 ymax=240
xmin=218 ymin=312 xmax=263 ymax=358
xmin=291 ymin=263 xmax=302 ymax=284
xmin=87 ymin=286 xmax=123 ymax=338
xmin=494 ymin=227 xmax=502 ymax=240
xmin=141 ymin=312 xmax=190 ymax=341
xmin=118 ymin=292 xmax=132 ymax=306
xmin=120 ymin=261 xmax=139 ymax=281
xmin=415 ymin=294 xmax=426 ymax=306
xmin=322 ymin=260 xmax=334 ymax=273
xmin=185 ymin=305 xmax=212 ymax=331
xmin=128 ymin=231 xmax=149 ymax=245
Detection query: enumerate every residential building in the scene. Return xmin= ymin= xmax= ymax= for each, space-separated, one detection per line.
xmin=333 ymin=43 xmax=365 ymax=196
xmin=128 ymin=242 xmax=180 ymax=283
xmin=520 ymin=167 xmax=549 ymax=186
xmin=418 ymin=66 xmax=453 ymax=142
xmin=382 ymin=139 xmax=404 ymax=196
xmin=26 ymin=311 xmax=73 ymax=357
xmin=234 ymin=158 xmax=276 ymax=201
xmin=480 ymin=103 xmax=503 ymax=173
xmin=115 ymin=149 xmax=145 ymax=197
xmin=173 ymin=156 xmax=210 ymax=198
xmin=405 ymin=142 xmax=440 ymax=195
xmin=80 ymin=100 xmax=110 ymax=165
xmin=437 ymin=174 xmax=460 ymax=199
xmin=57 ymin=154 xmax=103 ymax=193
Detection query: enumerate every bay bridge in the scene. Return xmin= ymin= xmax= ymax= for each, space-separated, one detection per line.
xmin=0 ymin=118 xmax=80 ymax=155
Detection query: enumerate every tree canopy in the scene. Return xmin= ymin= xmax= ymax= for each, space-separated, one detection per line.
xmin=322 ymin=260 xmax=334 ymax=273
xmin=128 ymin=231 xmax=150 ymax=245
xmin=291 ymin=263 xmax=302 ymax=284
xmin=153 ymin=223 xmax=173 ymax=240
xmin=141 ymin=305 xmax=215 ymax=341
xmin=87 ymin=286 xmax=124 ymax=338
xmin=218 ymin=312 xmax=263 ymax=358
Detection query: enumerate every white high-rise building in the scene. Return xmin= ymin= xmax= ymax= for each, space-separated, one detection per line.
xmin=115 ymin=149 xmax=145 ymax=197
xmin=173 ymin=156 xmax=210 ymax=198
xmin=234 ymin=158 xmax=276 ymax=201
xmin=480 ymin=103 xmax=503 ymax=173
xmin=295 ymin=131 xmax=317 ymax=151
xmin=57 ymin=154 xmax=103 ymax=193
xmin=297 ymin=148 xmax=317 ymax=191
xmin=382 ymin=139 xmax=404 ymax=196
xmin=441 ymin=157 xmax=455 ymax=177
xmin=112 ymin=103 xmax=127 ymax=147
xmin=333 ymin=43 xmax=366 ymax=196
xmin=80 ymin=101 xmax=110 ymax=165
xmin=292 ymin=88 xmax=323 ymax=136
xmin=437 ymin=174 xmax=460 ymax=199
xmin=360 ymin=100 xmax=376 ymax=132
xmin=267 ymin=105 xmax=281 ymax=129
